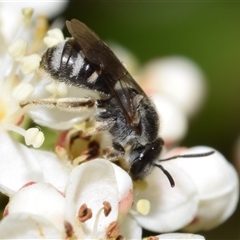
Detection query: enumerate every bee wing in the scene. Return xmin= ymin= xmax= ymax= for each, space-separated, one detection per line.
xmin=66 ymin=19 xmax=146 ymax=126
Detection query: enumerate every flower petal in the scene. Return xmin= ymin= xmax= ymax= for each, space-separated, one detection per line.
xmin=32 ymin=149 xmax=71 ymax=192
xmin=119 ymin=214 xmax=142 ymax=240
xmin=140 ymin=56 xmax=206 ymax=117
xmin=7 ymin=182 xmax=65 ymax=232
xmin=152 ymin=94 xmax=188 ymax=146
xmin=112 ymin=163 xmax=133 ymax=222
xmin=175 ymin=146 xmax=239 ymax=232
xmin=133 ymin=162 xmax=199 ymax=232
xmin=65 ymin=159 xmax=120 ymax=239
xmin=0 ymin=213 xmax=63 ymax=239
xmin=0 ymin=131 xmax=43 ymax=196
xmin=157 ymin=233 xmax=205 ymax=239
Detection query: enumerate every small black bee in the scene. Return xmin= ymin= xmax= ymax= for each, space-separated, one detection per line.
xmin=23 ymin=19 xmax=213 ymax=187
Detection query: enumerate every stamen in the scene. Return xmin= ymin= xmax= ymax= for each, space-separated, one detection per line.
xmin=45 ymin=81 xmax=57 ymax=96
xmin=91 ymin=204 xmax=106 ymax=238
xmin=44 ymin=29 xmax=64 ymax=47
xmin=78 ymin=203 xmax=92 ymax=223
xmin=146 ymin=236 xmax=159 ymax=240
xmin=21 ymin=54 xmax=41 ymax=75
xmin=136 ymin=199 xmax=150 ymax=215
xmin=106 ymin=221 xmax=120 ymax=238
xmin=1 ymin=123 xmax=26 ymax=136
xmin=45 ymin=81 xmax=68 ymax=97
xmin=1 ymin=124 xmax=43 ymax=148
xmin=116 ymin=235 xmax=124 ymax=240
xmin=57 ymin=82 xmax=68 ymax=97
xmin=103 ymin=201 xmax=112 ymax=217
xmin=22 ymin=8 xmax=33 ymax=24
xmin=11 ymin=82 xmax=34 ymax=102
xmin=8 ymin=38 xmax=27 ymax=61
xmin=64 ymin=221 xmax=74 ymax=238
xmin=24 ymin=128 xmax=44 ymax=148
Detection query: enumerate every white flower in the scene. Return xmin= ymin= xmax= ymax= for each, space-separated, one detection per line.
xmin=178 ymin=146 xmax=239 ymax=232
xmin=0 ymin=130 xmax=69 ymax=196
xmin=0 ymin=8 xmax=51 ymax=148
xmin=139 ymin=56 xmax=207 ymax=118
xmin=132 ymin=146 xmax=239 ymax=233
xmin=156 ymin=233 xmax=206 ymax=239
xmin=0 ymin=1 xmax=69 ymax=42
xmin=233 ymin=135 xmax=240 ymax=175
xmin=0 ymin=155 xmax=135 ymax=239
xmin=0 ymin=213 xmax=63 ymax=239
xmin=132 ymin=157 xmax=199 ymax=232
xmin=152 ymin=94 xmax=188 ymax=146
xmin=132 ymin=57 xmax=207 ymax=147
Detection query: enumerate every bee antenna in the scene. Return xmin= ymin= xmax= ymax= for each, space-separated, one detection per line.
xmin=158 ymin=150 xmax=215 ymax=163
xmin=153 ymin=163 xmax=175 ymax=187
xmin=154 ymin=150 xmax=215 ymax=188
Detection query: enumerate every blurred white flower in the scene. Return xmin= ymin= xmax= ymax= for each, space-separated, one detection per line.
xmin=152 ymin=94 xmax=188 ymax=146
xmin=0 ymin=8 xmax=48 ymax=148
xmin=0 ymin=1 xmax=69 ymax=41
xmin=233 ymin=135 xmax=240 ymax=175
xmin=109 ymin=42 xmax=139 ymax=76
xmin=137 ymin=57 xmax=207 ymax=147
xmin=139 ymin=56 xmax=207 ymax=118
xmin=157 ymin=233 xmax=206 ymax=239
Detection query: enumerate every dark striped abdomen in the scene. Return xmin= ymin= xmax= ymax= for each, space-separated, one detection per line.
xmin=40 ymin=38 xmax=109 ymax=95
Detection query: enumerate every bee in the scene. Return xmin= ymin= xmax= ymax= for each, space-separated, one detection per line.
xmin=22 ymin=19 xmax=213 ymax=187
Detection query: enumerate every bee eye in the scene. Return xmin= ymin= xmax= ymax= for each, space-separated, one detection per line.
xmin=129 ymin=139 xmax=163 ymax=179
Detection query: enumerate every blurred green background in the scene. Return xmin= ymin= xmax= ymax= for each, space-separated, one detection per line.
xmin=62 ymin=2 xmax=240 ymax=239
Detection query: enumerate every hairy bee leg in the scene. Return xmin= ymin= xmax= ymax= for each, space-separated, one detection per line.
xmin=81 ymin=118 xmax=116 ymax=137
xmin=103 ymin=142 xmax=125 ymax=161
xmin=20 ymin=97 xmax=95 ymax=111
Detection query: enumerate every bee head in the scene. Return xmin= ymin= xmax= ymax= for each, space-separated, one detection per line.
xmin=130 ymin=138 xmax=214 ymax=188
xmin=129 ymin=138 xmax=164 ymax=180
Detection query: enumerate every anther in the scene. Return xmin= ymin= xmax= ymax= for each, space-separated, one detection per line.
xmin=25 ymin=128 xmax=44 ymax=148
xmin=44 ymin=29 xmax=64 ymax=47
xmin=106 ymin=221 xmax=119 ymax=238
xmin=22 ymin=8 xmax=33 ymax=22
xmin=12 ymin=82 xmax=34 ymax=102
xmin=136 ymin=199 xmax=150 ymax=215
xmin=103 ymin=201 xmax=112 ymax=217
xmin=8 ymin=38 xmax=27 ymax=61
xmin=45 ymin=81 xmax=67 ymax=97
xmin=78 ymin=203 xmax=92 ymax=222
xmin=116 ymin=235 xmax=124 ymax=240
xmin=64 ymin=221 xmax=74 ymax=238
xmin=21 ymin=54 xmax=41 ymax=75
xmin=147 ymin=237 xmax=159 ymax=240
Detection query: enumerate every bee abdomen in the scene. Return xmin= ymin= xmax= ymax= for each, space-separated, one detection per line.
xmin=40 ymin=39 xmax=108 ymax=93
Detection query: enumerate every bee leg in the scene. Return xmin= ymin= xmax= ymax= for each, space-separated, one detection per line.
xmin=20 ymin=97 xmax=95 ymax=111
xmin=81 ymin=118 xmax=116 ymax=137
xmin=103 ymin=142 xmax=125 ymax=161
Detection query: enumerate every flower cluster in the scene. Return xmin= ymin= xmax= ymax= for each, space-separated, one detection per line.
xmin=0 ymin=4 xmax=238 ymax=240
